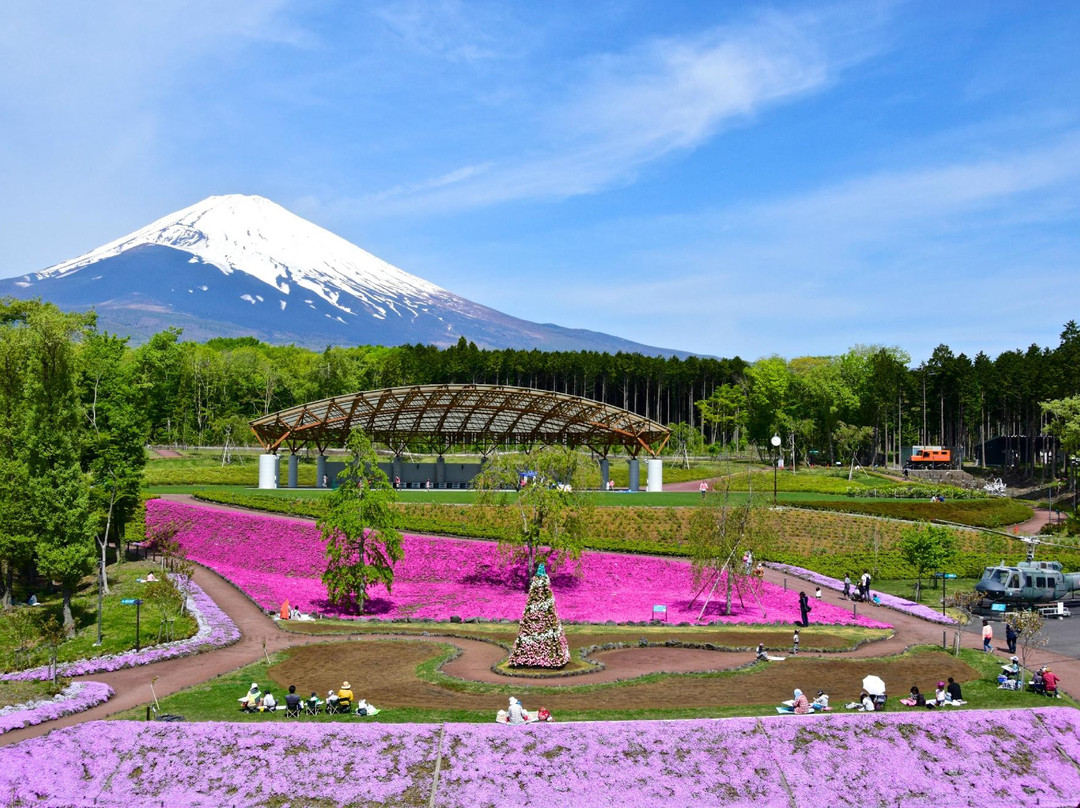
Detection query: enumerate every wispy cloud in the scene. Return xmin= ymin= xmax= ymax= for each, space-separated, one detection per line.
xmin=357 ymin=5 xmax=886 ymax=214
xmin=484 ymin=132 xmax=1080 ymax=359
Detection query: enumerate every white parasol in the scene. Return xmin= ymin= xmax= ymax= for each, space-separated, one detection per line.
xmin=862 ymin=675 xmax=886 ymax=696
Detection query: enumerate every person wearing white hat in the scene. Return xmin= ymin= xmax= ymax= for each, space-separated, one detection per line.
xmin=508 ymin=697 xmax=527 ymax=724
xmin=238 ymin=683 xmax=260 ymax=712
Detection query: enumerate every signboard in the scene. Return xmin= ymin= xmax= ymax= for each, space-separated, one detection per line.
xmin=652 ymin=604 xmax=667 ymax=621
xmin=991 ymin=602 xmax=1007 ymax=612
xmin=121 ymin=598 xmax=142 ymax=606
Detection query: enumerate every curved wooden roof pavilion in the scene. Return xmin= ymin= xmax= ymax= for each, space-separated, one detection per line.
xmin=249 ymin=384 xmax=670 ymax=458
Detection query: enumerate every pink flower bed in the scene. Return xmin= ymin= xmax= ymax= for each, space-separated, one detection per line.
xmin=2 ymin=709 xmax=1079 ymax=806
xmin=148 ymin=500 xmax=890 ymax=628
xmin=0 ymin=682 xmax=113 ymax=735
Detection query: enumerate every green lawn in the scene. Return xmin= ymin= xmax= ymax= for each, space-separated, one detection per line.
xmin=0 ymin=560 xmax=197 ymax=680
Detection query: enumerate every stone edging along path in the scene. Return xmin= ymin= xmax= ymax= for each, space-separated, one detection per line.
xmin=4 ymin=493 xmax=1079 ymax=747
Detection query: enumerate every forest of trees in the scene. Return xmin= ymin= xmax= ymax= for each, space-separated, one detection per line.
xmin=5 ymin=296 xmax=1080 ymax=474
xmin=116 ymin=321 xmax=1080 ymax=475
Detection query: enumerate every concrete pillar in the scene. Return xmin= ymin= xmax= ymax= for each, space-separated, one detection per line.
xmin=287 ymin=454 xmax=299 ymax=489
xmin=646 ymin=458 xmax=663 ymax=492
xmin=436 ymin=456 xmax=446 ymax=485
xmin=392 ymin=456 xmax=403 ymax=488
xmin=316 ymin=455 xmax=327 ymax=488
xmin=628 ymin=457 xmax=640 ymax=492
xmin=258 ymin=454 xmax=279 ymax=489
xmin=599 ymin=457 xmax=610 ymax=490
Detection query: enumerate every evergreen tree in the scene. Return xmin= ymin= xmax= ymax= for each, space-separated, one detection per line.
xmin=507 ymin=565 xmax=570 ymax=668
xmin=317 ymin=430 xmax=402 ymax=613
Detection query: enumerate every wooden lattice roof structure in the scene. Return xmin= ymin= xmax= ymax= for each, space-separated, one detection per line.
xmin=249 ymin=384 xmax=670 ymax=456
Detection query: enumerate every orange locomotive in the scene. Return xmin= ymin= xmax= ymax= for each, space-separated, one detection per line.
xmin=909 ymin=446 xmax=952 ymax=469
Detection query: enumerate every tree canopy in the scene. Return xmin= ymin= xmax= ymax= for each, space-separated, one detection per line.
xmin=473 ymin=446 xmax=598 ymax=584
xmin=317 ymin=430 xmax=403 ymax=613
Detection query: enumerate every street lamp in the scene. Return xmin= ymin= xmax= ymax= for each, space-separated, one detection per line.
xmin=771 ymin=434 xmax=782 ymax=505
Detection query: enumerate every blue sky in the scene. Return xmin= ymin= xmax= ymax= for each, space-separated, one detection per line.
xmin=2 ymin=1 xmax=1078 ymax=362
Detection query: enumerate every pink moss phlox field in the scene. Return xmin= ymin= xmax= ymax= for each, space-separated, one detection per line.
xmin=766 ymin=561 xmax=958 ymax=625
xmin=1 ymin=575 xmax=239 ymax=682
xmin=0 ymin=682 xmax=113 ymax=735
xmin=3 ymin=709 xmax=1079 ymax=807
xmin=148 ymin=500 xmax=890 ymax=627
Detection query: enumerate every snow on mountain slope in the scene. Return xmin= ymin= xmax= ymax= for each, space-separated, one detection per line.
xmin=40 ymin=194 xmax=448 ymax=320
xmin=3 ymin=194 xmax=692 ymax=356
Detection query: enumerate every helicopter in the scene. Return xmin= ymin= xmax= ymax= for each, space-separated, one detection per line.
xmin=932 ymin=521 xmax=1080 ymax=605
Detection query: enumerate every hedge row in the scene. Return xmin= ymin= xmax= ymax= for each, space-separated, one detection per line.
xmin=846 ymin=484 xmax=984 ymax=500
xmin=795 ymin=498 xmax=1032 ymax=527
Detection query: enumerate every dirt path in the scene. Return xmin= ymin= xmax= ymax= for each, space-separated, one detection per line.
xmin=5 ymin=494 xmax=1079 ymax=745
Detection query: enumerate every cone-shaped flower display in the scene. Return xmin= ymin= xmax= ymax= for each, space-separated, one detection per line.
xmin=508 ymin=564 xmax=571 ymax=668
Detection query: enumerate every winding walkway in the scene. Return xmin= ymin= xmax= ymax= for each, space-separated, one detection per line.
xmin=4 ymin=495 xmax=1079 ymax=747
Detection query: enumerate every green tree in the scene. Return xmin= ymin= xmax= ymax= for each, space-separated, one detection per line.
xmin=833 ymin=421 xmax=874 ymax=478
xmin=688 ymin=483 xmax=775 ymax=617
xmin=317 ymin=431 xmax=402 ymax=614
xmin=21 ymin=304 xmax=97 ymax=633
xmin=1043 ymin=395 xmax=1080 ymax=511
xmin=473 ymin=447 xmax=598 ymax=585
xmin=897 ymin=523 xmax=957 ymax=602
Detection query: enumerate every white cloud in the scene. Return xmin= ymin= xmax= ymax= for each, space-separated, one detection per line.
xmin=357 ymin=6 xmax=884 ymax=214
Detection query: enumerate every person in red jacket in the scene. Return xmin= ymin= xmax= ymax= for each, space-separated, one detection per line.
xmin=1041 ymin=667 xmax=1060 ymax=696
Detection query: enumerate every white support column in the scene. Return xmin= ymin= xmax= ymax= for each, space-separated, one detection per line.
xmin=258 ymin=454 xmax=280 ymax=489
xmin=646 ymin=458 xmax=663 ymax=492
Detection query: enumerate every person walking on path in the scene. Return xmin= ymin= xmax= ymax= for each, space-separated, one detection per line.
xmin=798 ymin=591 xmax=812 ymax=627
xmin=699 ymin=480 xmax=708 ymax=498
xmin=792 ymin=628 xmax=800 ymax=656
xmin=859 ymin=570 xmax=871 ymax=602
xmin=1005 ymin=621 xmax=1018 ymax=654
xmin=842 ymin=573 xmax=851 ymax=600
xmin=982 ymin=619 xmax=994 ymax=653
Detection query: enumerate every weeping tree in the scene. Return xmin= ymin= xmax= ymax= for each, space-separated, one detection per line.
xmin=688 ymin=480 xmax=775 ymax=617
xmin=318 ymin=430 xmax=402 ymax=613
xmin=473 ymin=446 xmax=598 ymax=586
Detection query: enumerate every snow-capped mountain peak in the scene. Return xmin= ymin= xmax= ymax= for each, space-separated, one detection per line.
xmin=2 ymin=193 xmax=689 ymax=356
xmin=39 ymin=194 xmax=447 ymax=318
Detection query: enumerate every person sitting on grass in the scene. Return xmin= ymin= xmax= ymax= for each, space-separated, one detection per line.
xmin=946 ymin=677 xmax=964 ymax=703
xmin=756 ymin=643 xmax=768 ymax=662
xmin=259 ymin=691 xmax=277 ymax=713
xmin=285 ymin=685 xmax=301 ymax=714
xmin=1041 ymin=667 xmax=1060 ymax=697
xmin=238 ymin=683 xmax=261 ymax=712
xmin=900 ymin=686 xmax=926 ymax=707
xmin=508 ymin=696 xmax=528 ymax=724
xmin=811 ymin=690 xmax=830 ymax=711
xmin=779 ymin=689 xmax=810 ymax=714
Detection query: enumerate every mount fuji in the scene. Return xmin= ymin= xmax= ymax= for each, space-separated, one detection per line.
xmin=0 ymin=194 xmax=688 ymax=356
